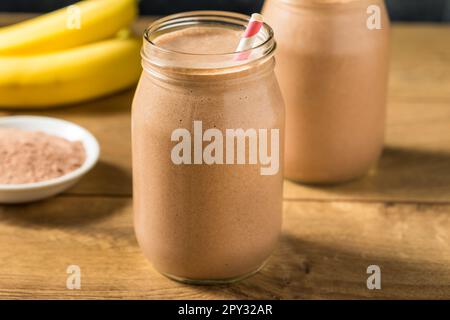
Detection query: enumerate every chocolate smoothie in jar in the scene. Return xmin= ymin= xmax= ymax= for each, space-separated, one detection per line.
xmin=132 ymin=12 xmax=284 ymax=284
xmin=263 ymin=0 xmax=390 ymax=183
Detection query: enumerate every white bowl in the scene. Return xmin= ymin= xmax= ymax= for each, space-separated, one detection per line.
xmin=0 ymin=116 xmax=100 ymax=204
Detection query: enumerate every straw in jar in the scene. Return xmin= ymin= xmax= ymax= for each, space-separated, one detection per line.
xmin=235 ymin=13 xmax=264 ymax=61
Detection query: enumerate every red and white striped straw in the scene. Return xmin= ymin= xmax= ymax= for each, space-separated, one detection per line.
xmin=235 ymin=13 xmax=264 ymax=61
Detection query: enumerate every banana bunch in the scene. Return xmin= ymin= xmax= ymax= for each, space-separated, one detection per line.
xmin=0 ymin=0 xmax=141 ymax=108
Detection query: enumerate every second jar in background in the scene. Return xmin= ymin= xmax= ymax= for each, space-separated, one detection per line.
xmin=263 ymin=0 xmax=390 ymax=183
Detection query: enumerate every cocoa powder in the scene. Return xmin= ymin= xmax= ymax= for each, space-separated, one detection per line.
xmin=0 ymin=128 xmax=85 ymax=184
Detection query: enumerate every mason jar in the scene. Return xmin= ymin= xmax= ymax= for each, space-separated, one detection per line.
xmin=263 ymin=0 xmax=390 ymax=183
xmin=132 ymin=11 xmax=285 ymax=284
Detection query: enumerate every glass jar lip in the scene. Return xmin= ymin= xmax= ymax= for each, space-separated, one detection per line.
xmin=279 ymin=0 xmax=363 ymax=3
xmin=141 ymin=11 xmax=276 ymax=72
xmin=276 ymin=0 xmax=373 ymax=8
xmin=143 ymin=11 xmax=274 ymax=57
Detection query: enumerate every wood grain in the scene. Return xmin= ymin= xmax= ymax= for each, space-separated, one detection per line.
xmin=0 ymin=198 xmax=448 ymax=299
xmin=285 ymin=104 xmax=450 ymax=203
xmin=390 ymin=24 xmax=450 ymax=102
xmin=0 ymin=15 xmax=449 ymax=299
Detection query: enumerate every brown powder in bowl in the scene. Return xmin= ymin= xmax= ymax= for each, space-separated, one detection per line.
xmin=0 ymin=128 xmax=86 ymax=184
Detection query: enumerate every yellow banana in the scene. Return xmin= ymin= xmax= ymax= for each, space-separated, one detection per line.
xmin=0 ymin=0 xmax=137 ymax=55
xmin=0 ymin=37 xmax=142 ymax=108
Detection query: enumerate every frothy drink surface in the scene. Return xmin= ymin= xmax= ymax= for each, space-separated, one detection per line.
xmin=132 ymin=24 xmax=284 ymax=281
xmin=154 ymin=26 xmax=242 ymax=54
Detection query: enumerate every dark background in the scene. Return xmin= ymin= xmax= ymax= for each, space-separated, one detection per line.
xmin=0 ymin=0 xmax=449 ymax=22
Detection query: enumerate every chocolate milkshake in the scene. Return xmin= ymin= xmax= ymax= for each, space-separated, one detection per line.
xmin=263 ymin=0 xmax=390 ymax=183
xmin=132 ymin=12 xmax=284 ymax=283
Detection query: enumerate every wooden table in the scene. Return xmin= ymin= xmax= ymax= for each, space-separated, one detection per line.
xmin=0 ymin=16 xmax=449 ymax=300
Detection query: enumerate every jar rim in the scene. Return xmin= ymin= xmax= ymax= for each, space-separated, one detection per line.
xmin=275 ymin=0 xmax=376 ymax=8
xmin=141 ymin=11 xmax=276 ymax=71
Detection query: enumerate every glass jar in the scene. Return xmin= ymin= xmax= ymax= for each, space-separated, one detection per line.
xmin=132 ymin=11 xmax=285 ymax=284
xmin=263 ymin=0 xmax=390 ymax=183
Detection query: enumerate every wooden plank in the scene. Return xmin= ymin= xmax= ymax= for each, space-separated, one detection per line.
xmin=0 ymin=15 xmax=449 ymax=300
xmin=390 ymin=24 xmax=450 ymax=102
xmin=0 ymin=197 xmax=448 ymax=299
xmin=0 ymin=13 xmax=32 ymax=26
xmin=285 ymin=99 xmax=450 ymax=203
xmin=282 ymin=23 xmax=450 ymax=202
xmin=12 ymin=97 xmax=450 ymax=202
